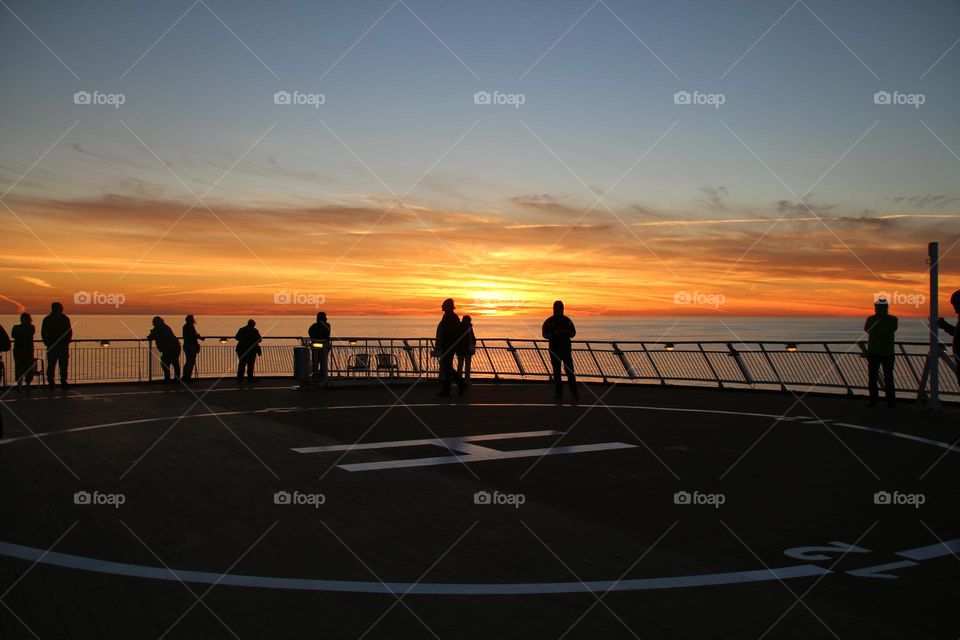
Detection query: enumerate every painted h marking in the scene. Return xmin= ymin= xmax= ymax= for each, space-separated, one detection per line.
xmin=292 ymin=430 xmax=637 ymax=472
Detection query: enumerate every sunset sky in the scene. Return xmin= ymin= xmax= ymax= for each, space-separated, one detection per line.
xmin=2 ymin=0 xmax=959 ymax=316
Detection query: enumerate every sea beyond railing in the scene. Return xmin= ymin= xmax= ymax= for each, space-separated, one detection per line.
xmin=0 ymin=337 xmax=955 ymax=401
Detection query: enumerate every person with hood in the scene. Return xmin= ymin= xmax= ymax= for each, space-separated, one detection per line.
xmin=182 ymin=314 xmax=204 ymax=382
xmin=542 ymin=300 xmax=579 ymax=400
xmin=148 ymin=316 xmax=181 ymax=383
xmin=11 ymin=312 xmax=37 ymax=390
xmin=435 ymin=298 xmax=466 ymax=396
xmin=308 ymin=311 xmax=332 ymax=381
xmin=864 ymin=297 xmax=898 ymax=407
xmin=456 ymin=314 xmax=476 ymax=384
xmin=235 ymin=319 xmax=262 ymax=383
xmin=41 ymin=301 xmax=72 ymax=389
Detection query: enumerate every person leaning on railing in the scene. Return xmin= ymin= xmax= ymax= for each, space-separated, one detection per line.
xmin=235 ymin=319 xmax=262 ymax=383
xmin=937 ymin=289 xmax=960 ymax=387
xmin=147 ymin=316 xmax=182 ymax=383
xmin=864 ymin=297 xmax=898 ymax=408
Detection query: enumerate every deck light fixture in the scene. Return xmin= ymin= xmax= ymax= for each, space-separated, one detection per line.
xmin=219 ymin=337 xmax=229 ymax=344
xmin=785 ymin=343 xmax=798 ymax=352
xmin=664 ymin=343 xmax=675 ymax=351
xmin=99 ymin=340 xmax=111 ymax=348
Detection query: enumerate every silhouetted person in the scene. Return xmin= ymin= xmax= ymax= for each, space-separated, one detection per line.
xmin=542 ymin=300 xmax=579 ymax=400
xmin=0 ymin=322 xmax=10 ymax=396
xmin=182 ymin=315 xmax=204 ymax=382
xmin=41 ymin=302 xmax=72 ymax=389
xmin=864 ymin=298 xmax=897 ymax=407
xmin=11 ymin=313 xmax=37 ymax=391
xmin=937 ymin=290 xmax=960 ymax=387
xmin=308 ymin=311 xmax=331 ymax=381
xmin=456 ymin=314 xmax=476 ymax=384
xmin=235 ymin=319 xmax=262 ymax=383
xmin=435 ymin=298 xmax=466 ymax=396
xmin=148 ymin=316 xmax=181 ymax=383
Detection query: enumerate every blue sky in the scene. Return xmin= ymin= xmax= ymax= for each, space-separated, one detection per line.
xmin=1 ymin=0 xmax=959 ymax=315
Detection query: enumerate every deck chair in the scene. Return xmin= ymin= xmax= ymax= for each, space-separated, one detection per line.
xmin=375 ymin=353 xmax=399 ymax=378
xmin=347 ymin=353 xmax=371 ymax=376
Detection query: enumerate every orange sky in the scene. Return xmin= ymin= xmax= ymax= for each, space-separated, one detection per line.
xmin=1 ymin=193 xmax=956 ymax=318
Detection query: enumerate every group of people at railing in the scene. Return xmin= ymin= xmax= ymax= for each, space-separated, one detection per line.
xmin=2 ymin=295 xmax=959 ymax=403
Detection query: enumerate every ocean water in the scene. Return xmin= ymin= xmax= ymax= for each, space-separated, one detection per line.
xmin=0 ymin=314 xmax=939 ymax=344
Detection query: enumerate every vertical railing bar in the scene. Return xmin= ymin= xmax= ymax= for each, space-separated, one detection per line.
xmin=759 ymin=343 xmax=787 ymax=392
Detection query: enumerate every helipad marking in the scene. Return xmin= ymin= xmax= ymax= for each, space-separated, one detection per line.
xmin=1 ymin=403 xmax=958 ymax=460
xmin=293 ymin=430 xmax=636 ymax=471
xmin=0 ymin=541 xmax=829 ymax=594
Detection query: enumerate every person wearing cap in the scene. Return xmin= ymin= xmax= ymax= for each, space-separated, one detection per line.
xmin=937 ymin=289 xmax=960 ymax=386
xmin=864 ymin=297 xmax=898 ymax=407
xmin=435 ymin=298 xmax=467 ymax=396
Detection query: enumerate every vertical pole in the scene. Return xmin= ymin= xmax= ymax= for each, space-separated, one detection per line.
xmin=928 ymin=241 xmax=941 ymax=409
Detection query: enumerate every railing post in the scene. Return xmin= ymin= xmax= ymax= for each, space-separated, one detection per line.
xmin=402 ymin=339 xmax=419 ymax=374
xmin=479 ymin=339 xmax=498 ymax=381
xmin=698 ymin=343 xmax=723 ymax=389
xmin=613 ymin=342 xmax=636 ymax=379
xmin=727 ymin=342 xmax=753 ymax=386
xmin=147 ymin=340 xmax=153 ymax=382
xmin=641 ymin=343 xmax=665 ymax=386
xmin=823 ymin=343 xmax=853 ymax=397
xmin=507 ymin=339 xmax=525 ymax=376
xmin=585 ymin=342 xmax=607 ymax=383
xmin=897 ymin=342 xmax=922 ymax=391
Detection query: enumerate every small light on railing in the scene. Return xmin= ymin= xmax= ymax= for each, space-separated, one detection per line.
xmin=311 ymin=341 xmax=326 ymax=349
xmin=219 ymin=337 xmax=229 ymax=344
xmin=664 ymin=343 xmax=675 ymax=351
xmin=99 ymin=340 xmax=111 ymax=348
xmin=348 ymin=339 xmax=358 ymax=345
xmin=785 ymin=343 xmax=798 ymax=352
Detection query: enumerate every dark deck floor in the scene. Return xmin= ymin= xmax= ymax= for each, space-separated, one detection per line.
xmin=0 ymin=379 xmax=958 ymax=639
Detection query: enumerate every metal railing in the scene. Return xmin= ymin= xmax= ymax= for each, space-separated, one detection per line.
xmin=0 ymin=337 xmax=955 ymax=400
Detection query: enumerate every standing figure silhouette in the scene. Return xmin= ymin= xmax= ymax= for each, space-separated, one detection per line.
xmin=41 ymin=302 xmax=72 ymax=390
xmin=435 ymin=298 xmax=466 ymax=397
xmin=456 ymin=314 xmax=476 ymax=384
xmin=937 ymin=289 xmax=960 ymax=387
xmin=864 ymin=297 xmax=898 ymax=407
xmin=11 ymin=312 xmax=36 ymax=391
xmin=308 ymin=311 xmax=332 ymax=382
xmin=542 ymin=300 xmax=579 ymax=400
xmin=235 ymin=319 xmax=262 ymax=383
xmin=182 ymin=315 xmax=204 ymax=382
